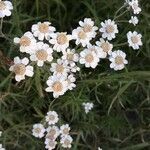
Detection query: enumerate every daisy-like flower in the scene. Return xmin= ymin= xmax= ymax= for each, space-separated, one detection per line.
xmin=98 ymin=147 xmax=102 ymax=150
xmin=96 ymin=38 xmax=113 ymax=58
xmin=9 ymin=57 xmax=34 ymax=82
xmin=60 ymin=124 xmax=70 ymax=136
xmin=31 ymin=21 xmax=56 ymax=41
xmin=66 ymin=74 xmax=76 ymax=90
xmin=14 ymin=32 xmax=36 ymax=54
xmin=82 ymin=102 xmax=94 ymax=114
xmin=46 ymin=126 xmax=60 ymax=140
xmin=109 ymin=50 xmax=128 ymax=71
xmin=0 ymin=0 xmax=13 ymax=18
xmin=62 ymin=49 xmax=79 ymax=65
xmin=127 ymin=31 xmax=142 ymax=50
xmin=100 ymin=19 xmax=118 ymax=41
xmin=45 ymin=111 xmax=59 ymax=125
xmin=50 ymin=59 xmax=69 ymax=76
xmin=30 ymin=42 xmax=53 ymax=67
xmin=60 ymin=135 xmax=73 ymax=148
xmin=79 ymin=18 xmax=98 ymax=38
xmin=45 ymin=75 xmax=68 ymax=98
xmin=129 ymin=16 xmax=139 ymax=26
xmin=32 ymin=123 xmax=45 ymax=138
xmin=49 ymin=32 xmax=72 ymax=52
xmin=45 ymin=139 xmax=57 ymax=150
xmin=72 ymin=27 xmax=91 ymax=47
xmin=69 ymin=63 xmax=80 ymax=73
xmin=128 ymin=0 xmax=141 ymax=14
xmin=79 ymin=48 xmax=99 ymax=68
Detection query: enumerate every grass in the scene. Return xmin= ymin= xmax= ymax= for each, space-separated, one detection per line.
xmin=0 ymin=0 xmax=150 ymax=149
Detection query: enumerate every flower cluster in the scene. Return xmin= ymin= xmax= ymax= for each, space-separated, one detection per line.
xmin=32 ymin=111 xmax=73 ymax=149
xmin=9 ymin=1 xmax=142 ymax=99
xmin=0 ymin=0 xmax=13 ymax=18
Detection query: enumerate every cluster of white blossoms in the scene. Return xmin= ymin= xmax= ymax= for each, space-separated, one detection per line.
xmin=9 ymin=0 xmax=142 ymax=98
xmin=0 ymin=131 xmax=5 ymax=150
xmin=82 ymin=102 xmax=94 ymax=114
xmin=0 ymin=0 xmax=13 ymax=18
xmin=32 ymin=111 xmax=73 ymax=149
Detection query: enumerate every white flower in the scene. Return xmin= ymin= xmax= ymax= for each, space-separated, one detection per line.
xmin=60 ymin=124 xmax=70 ymax=136
xmin=66 ymin=74 xmax=76 ymax=90
xmin=49 ymin=32 xmax=72 ymax=52
xmin=30 ymin=42 xmax=53 ymax=67
xmin=128 ymin=0 xmax=141 ymax=14
xmin=127 ymin=31 xmax=142 ymax=50
xmin=0 ymin=0 xmax=13 ymax=18
xmin=31 ymin=21 xmax=56 ymax=40
xmin=0 ymin=144 xmax=5 ymax=150
xmin=129 ymin=16 xmax=139 ymax=26
xmin=45 ymin=111 xmax=59 ymax=125
xmin=109 ymin=50 xmax=128 ymax=71
xmin=45 ymin=139 xmax=57 ymax=150
xmin=96 ymin=38 xmax=113 ymax=58
xmin=79 ymin=48 xmax=99 ymax=68
xmin=82 ymin=102 xmax=94 ymax=114
xmin=98 ymin=147 xmax=102 ymax=150
xmin=50 ymin=59 xmax=69 ymax=76
xmin=60 ymin=135 xmax=73 ymax=148
xmin=32 ymin=123 xmax=45 ymax=138
xmin=14 ymin=32 xmax=36 ymax=54
xmin=9 ymin=57 xmax=34 ymax=82
xmin=45 ymin=75 xmax=68 ymax=98
xmin=79 ymin=18 xmax=98 ymax=38
xmin=99 ymin=19 xmax=118 ymax=41
xmin=46 ymin=126 xmax=60 ymax=140
xmin=72 ymin=27 xmax=91 ymax=47
xmin=62 ymin=49 xmax=79 ymax=65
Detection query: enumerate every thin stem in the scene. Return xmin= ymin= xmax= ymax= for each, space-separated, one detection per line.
xmin=0 ymin=18 xmax=4 ymax=36
xmin=114 ymin=10 xmax=128 ymax=21
xmin=114 ymin=42 xmax=128 ymax=47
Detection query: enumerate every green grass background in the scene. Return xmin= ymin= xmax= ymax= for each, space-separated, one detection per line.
xmin=0 ymin=0 xmax=150 ymax=149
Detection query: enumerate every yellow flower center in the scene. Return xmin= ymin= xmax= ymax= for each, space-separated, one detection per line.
xmin=115 ymin=56 xmax=123 ymax=65
xmin=14 ymin=64 xmax=26 ymax=75
xmin=57 ymin=34 xmax=68 ymax=45
xmin=85 ymin=53 xmax=94 ymax=63
xmin=52 ymin=81 xmax=63 ymax=92
xmin=39 ymin=23 xmax=49 ymax=33
xmin=20 ymin=36 xmax=31 ymax=47
xmin=101 ymin=42 xmax=111 ymax=52
xmin=131 ymin=36 xmax=139 ymax=44
xmin=48 ymin=115 xmax=55 ymax=121
xmin=78 ymin=31 xmax=87 ymax=39
xmin=34 ymin=128 xmax=41 ymax=134
xmin=56 ymin=64 xmax=64 ymax=73
xmin=83 ymin=24 xmax=92 ymax=32
xmin=106 ymin=25 xmax=114 ymax=33
xmin=0 ymin=1 xmax=6 ymax=10
xmin=63 ymin=128 xmax=69 ymax=134
xmin=36 ymin=50 xmax=48 ymax=61
xmin=67 ymin=53 xmax=74 ymax=61
xmin=48 ymin=141 xmax=55 ymax=147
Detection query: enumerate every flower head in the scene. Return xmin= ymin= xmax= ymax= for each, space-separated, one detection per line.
xmin=32 ymin=21 xmax=56 ymax=40
xmin=45 ymin=111 xmax=59 ymax=125
xmin=30 ymin=42 xmax=53 ymax=66
xmin=127 ymin=31 xmax=142 ymax=50
xmin=14 ymin=32 xmax=36 ymax=54
xmin=128 ymin=0 xmax=141 ymax=14
xmin=9 ymin=57 xmax=34 ymax=82
xmin=109 ymin=50 xmax=128 ymax=71
xmin=79 ymin=48 xmax=99 ymax=68
xmin=46 ymin=126 xmax=60 ymax=140
xmin=60 ymin=124 xmax=70 ymax=136
xmin=45 ymin=138 xmax=57 ymax=150
xmin=0 ymin=0 xmax=13 ymax=18
xmin=60 ymin=135 xmax=73 ymax=148
xmin=82 ymin=102 xmax=94 ymax=114
xmin=129 ymin=16 xmax=139 ymax=26
xmin=100 ymin=19 xmax=118 ymax=41
xmin=49 ymin=32 xmax=72 ymax=52
xmin=32 ymin=123 xmax=45 ymax=138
